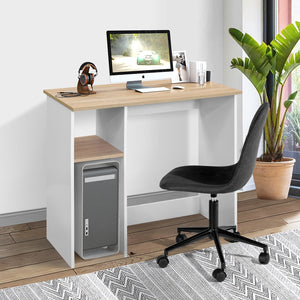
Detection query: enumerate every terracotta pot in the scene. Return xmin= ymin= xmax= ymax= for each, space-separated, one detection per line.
xmin=253 ymin=157 xmax=295 ymax=200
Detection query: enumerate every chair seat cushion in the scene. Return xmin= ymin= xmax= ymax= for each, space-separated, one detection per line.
xmin=160 ymin=165 xmax=236 ymax=194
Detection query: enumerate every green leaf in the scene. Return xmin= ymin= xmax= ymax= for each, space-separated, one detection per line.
xmin=229 ymin=28 xmax=272 ymax=77
xmin=270 ymin=22 xmax=300 ymax=75
xmin=280 ymin=50 xmax=300 ymax=84
xmin=266 ymin=46 xmax=277 ymax=73
xmin=231 ymin=57 xmax=266 ymax=95
xmin=287 ymin=90 xmax=297 ymax=100
xmin=284 ymin=99 xmax=295 ymax=109
xmin=284 ymin=91 xmax=297 ymax=111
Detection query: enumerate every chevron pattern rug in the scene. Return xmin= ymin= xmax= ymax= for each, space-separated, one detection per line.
xmin=1 ymin=229 xmax=300 ymax=300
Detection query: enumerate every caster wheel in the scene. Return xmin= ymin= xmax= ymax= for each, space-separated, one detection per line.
xmin=212 ymin=268 xmax=227 ymax=282
xmin=259 ymin=252 xmax=270 ymax=264
xmin=157 ymin=255 xmax=169 ymax=268
xmin=176 ymin=233 xmax=187 ymax=243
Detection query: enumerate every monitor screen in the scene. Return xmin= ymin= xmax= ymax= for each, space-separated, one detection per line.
xmin=107 ymin=30 xmax=173 ymax=76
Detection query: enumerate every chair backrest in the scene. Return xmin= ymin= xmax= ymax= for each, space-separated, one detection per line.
xmin=228 ymin=103 xmax=269 ymax=191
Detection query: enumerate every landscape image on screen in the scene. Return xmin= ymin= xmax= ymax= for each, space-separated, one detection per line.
xmin=109 ymin=32 xmax=171 ymax=73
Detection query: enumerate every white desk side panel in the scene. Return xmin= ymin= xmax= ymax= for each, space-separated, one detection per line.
xmin=198 ymin=95 xmax=237 ymax=226
xmin=47 ymin=98 xmax=74 ymax=268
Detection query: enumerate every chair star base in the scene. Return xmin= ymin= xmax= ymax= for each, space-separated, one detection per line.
xmin=157 ymin=195 xmax=270 ymax=282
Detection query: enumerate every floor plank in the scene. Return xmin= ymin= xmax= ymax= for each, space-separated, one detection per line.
xmin=1 ymin=194 xmax=300 ymax=289
xmin=283 ymin=211 xmax=300 ymax=224
xmin=27 ymin=221 xmax=46 ymax=229
xmin=238 ymin=199 xmax=300 ymax=223
xmin=0 ymin=270 xmax=76 ymax=290
xmin=0 ymin=239 xmax=52 ymax=259
xmin=128 ymin=218 xmax=208 ymax=245
xmin=127 ymin=238 xmax=172 ymax=257
xmin=74 ymin=253 xmax=155 ymax=275
xmin=237 ymin=197 xmax=295 ymax=212
xmin=0 ymin=234 xmax=14 ymax=246
xmin=0 ymin=259 xmax=70 ymax=285
xmin=0 ymin=249 xmax=60 ymax=271
xmin=238 ymin=190 xmax=257 ymax=201
xmin=74 ymin=252 xmax=124 ymax=269
xmin=128 ymin=214 xmax=204 ymax=234
xmin=10 ymin=227 xmax=46 ymax=243
xmin=0 ymin=224 xmax=29 ymax=235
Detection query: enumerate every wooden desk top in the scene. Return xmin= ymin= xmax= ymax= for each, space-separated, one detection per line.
xmin=44 ymin=80 xmax=241 ymax=112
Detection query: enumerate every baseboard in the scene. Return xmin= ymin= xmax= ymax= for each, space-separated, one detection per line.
xmin=1 ymin=190 xmax=255 ymax=227
xmin=128 ymin=191 xmax=197 ymax=206
xmin=127 ymin=192 xmax=200 ymax=225
xmin=1 ymin=192 xmax=198 ymax=227
xmin=1 ymin=192 xmax=197 ymax=227
xmin=0 ymin=208 xmax=46 ymax=227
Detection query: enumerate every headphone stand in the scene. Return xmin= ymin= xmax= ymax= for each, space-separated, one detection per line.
xmin=77 ymin=66 xmax=96 ymax=95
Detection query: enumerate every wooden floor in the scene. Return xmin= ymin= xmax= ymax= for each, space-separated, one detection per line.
xmin=1 ymin=191 xmax=300 ymax=289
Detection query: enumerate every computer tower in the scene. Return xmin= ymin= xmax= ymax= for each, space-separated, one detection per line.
xmin=75 ymin=161 xmax=119 ymax=259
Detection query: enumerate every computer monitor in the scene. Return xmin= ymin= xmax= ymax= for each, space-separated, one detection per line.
xmin=106 ymin=30 xmax=173 ymax=89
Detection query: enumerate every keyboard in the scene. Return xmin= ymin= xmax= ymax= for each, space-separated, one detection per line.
xmin=135 ymin=87 xmax=170 ymax=93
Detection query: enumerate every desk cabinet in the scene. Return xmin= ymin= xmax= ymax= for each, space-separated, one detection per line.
xmin=45 ymin=81 xmax=241 ymax=268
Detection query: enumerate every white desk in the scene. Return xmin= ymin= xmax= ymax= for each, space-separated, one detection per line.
xmin=44 ymin=80 xmax=241 ymax=268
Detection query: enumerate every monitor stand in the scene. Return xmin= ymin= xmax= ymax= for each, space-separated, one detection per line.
xmin=126 ymin=80 xmax=149 ymax=90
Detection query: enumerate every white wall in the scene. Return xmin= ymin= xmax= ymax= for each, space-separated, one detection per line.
xmin=223 ymin=0 xmax=243 ymax=163
xmin=242 ymin=0 xmax=264 ymax=139
xmin=223 ymin=0 xmax=263 ymax=191
xmin=0 ymin=0 xmax=224 ymax=214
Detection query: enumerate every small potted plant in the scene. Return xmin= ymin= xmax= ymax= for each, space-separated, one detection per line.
xmin=229 ymin=22 xmax=299 ymax=199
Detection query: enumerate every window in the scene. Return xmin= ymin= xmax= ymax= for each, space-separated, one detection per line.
xmin=278 ymin=0 xmax=300 ymax=194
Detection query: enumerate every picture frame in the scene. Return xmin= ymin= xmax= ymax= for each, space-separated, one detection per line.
xmin=171 ymin=50 xmax=189 ymax=83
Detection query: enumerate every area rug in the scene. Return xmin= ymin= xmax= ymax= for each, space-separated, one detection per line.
xmin=1 ymin=229 xmax=300 ymax=300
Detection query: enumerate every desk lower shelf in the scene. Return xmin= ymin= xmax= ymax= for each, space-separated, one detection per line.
xmin=74 ymin=135 xmax=123 ymax=163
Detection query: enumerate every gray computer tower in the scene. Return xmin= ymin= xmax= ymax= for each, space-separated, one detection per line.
xmin=75 ymin=161 xmax=119 ymax=259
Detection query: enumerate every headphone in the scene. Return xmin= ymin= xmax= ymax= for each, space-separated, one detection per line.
xmin=78 ymin=62 xmax=98 ymax=86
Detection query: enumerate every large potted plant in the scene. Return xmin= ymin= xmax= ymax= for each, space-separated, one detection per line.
xmin=229 ymin=22 xmax=299 ymax=199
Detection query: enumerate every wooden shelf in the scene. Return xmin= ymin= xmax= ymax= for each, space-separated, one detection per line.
xmin=74 ymin=135 xmax=123 ymax=163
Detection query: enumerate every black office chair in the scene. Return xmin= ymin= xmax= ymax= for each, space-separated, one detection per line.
xmin=156 ymin=103 xmax=270 ymax=282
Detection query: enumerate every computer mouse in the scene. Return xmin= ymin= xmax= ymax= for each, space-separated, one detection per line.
xmin=172 ymin=85 xmax=184 ymax=90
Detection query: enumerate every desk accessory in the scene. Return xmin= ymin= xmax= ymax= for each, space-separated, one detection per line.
xmin=206 ymin=70 xmax=211 ymax=82
xmin=77 ymin=62 xmax=98 ymax=95
xmin=57 ymin=91 xmax=81 ymax=97
xmin=198 ymin=71 xmax=205 ymax=85
xmin=135 ymin=87 xmax=170 ymax=93
xmin=189 ymin=61 xmax=206 ymax=82
xmin=171 ymin=50 xmax=189 ymax=83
